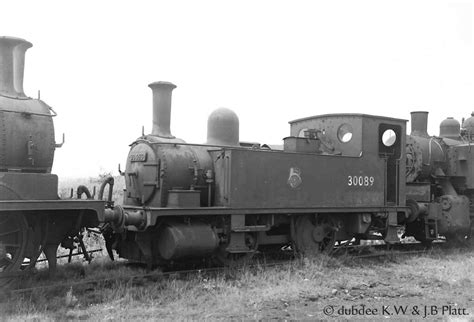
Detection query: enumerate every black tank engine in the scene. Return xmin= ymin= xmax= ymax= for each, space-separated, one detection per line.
xmin=104 ymin=80 xmax=471 ymax=267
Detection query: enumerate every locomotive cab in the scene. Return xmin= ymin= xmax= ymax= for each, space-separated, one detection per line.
xmin=289 ymin=113 xmax=406 ymax=206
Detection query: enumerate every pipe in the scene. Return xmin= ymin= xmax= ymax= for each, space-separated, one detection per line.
xmin=410 ymin=111 xmax=429 ymax=137
xmin=148 ymin=81 xmax=177 ymax=138
xmin=0 ymin=36 xmax=32 ymax=98
xmin=98 ymin=176 xmax=114 ymax=203
xmin=76 ymin=185 xmax=92 ymax=199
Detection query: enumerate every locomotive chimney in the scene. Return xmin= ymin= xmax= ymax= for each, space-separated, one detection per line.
xmin=0 ymin=36 xmax=32 ymax=98
xmin=410 ymin=111 xmax=429 ymax=137
xmin=149 ymin=81 xmax=177 ymax=138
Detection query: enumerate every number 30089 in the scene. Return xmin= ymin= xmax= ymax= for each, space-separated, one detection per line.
xmin=347 ymin=176 xmax=374 ymax=186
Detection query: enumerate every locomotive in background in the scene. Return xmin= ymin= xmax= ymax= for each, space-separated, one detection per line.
xmin=405 ymin=111 xmax=473 ymax=244
xmin=0 ymin=36 xmax=105 ymax=286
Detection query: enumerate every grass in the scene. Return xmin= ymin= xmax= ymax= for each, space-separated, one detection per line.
xmin=1 ymin=248 xmax=473 ymax=320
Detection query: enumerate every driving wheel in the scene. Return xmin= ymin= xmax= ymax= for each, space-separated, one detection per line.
xmin=0 ymin=212 xmax=28 ymax=289
xmin=294 ymin=215 xmax=336 ymax=257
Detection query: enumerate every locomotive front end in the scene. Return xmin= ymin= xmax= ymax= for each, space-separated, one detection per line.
xmin=106 ymin=81 xmax=226 ymax=263
xmin=123 ymin=82 xmax=214 ymax=209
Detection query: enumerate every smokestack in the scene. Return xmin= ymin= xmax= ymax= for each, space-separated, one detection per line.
xmin=0 ymin=36 xmax=32 ymax=98
xmin=410 ymin=111 xmax=429 ymax=137
xmin=148 ymin=81 xmax=177 ymax=138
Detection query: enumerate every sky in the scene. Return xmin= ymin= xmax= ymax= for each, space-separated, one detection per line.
xmin=1 ymin=0 xmax=473 ymax=178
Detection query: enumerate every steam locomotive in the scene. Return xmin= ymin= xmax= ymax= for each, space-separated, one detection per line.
xmin=405 ymin=112 xmax=473 ymax=244
xmin=0 ymin=37 xmax=105 ymax=286
xmin=0 ymin=36 xmax=472 ymax=284
xmin=100 ymin=82 xmax=472 ymax=267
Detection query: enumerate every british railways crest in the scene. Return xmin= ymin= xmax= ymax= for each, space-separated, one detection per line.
xmin=287 ymin=167 xmax=302 ymax=189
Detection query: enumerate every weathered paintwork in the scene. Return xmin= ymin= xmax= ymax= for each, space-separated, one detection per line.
xmin=211 ymin=148 xmax=385 ymax=208
xmin=0 ymin=37 xmax=56 ymax=173
xmin=114 ymin=103 xmax=409 ymax=264
xmin=124 ymin=141 xmax=213 ymax=207
xmin=0 ymin=172 xmax=58 ymax=200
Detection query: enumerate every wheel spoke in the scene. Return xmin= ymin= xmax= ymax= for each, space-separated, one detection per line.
xmin=0 ymin=229 xmax=20 ymax=237
xmin=3 ymin=243 xmax=20 ymax=248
